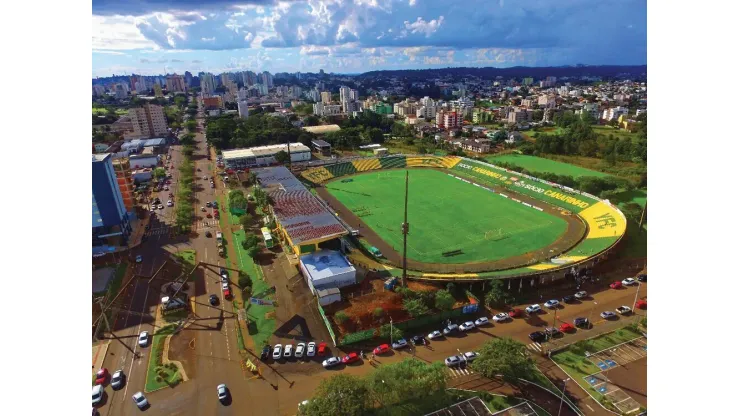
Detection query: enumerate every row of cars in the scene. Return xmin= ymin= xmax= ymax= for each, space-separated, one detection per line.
xmin=92 ymin=332 xmax=151 ymax=410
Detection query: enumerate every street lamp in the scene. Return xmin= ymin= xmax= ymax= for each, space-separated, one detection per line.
xmin=632 ymin=281 xmax=642 ymax=314
xmin=557 ymin=378 xmax=570 ymax=416
xmin=588 ymin=301 xmax=598 ymax=327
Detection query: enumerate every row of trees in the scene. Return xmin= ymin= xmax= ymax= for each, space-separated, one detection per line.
xmin=174 ymin=155 xmax=195 ymax=233
xmin=393 ymin=287 xmax=457 ymax=318
xmin=205 ymin=113 xmax=316 ymax=150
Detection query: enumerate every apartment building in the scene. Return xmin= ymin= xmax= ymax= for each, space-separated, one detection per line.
xmin=602 ymin=106 xmax=629 ymax=121
xmin=128 ymin=104 xmax=168 ymax=138
xmin=507 ymin=108 xmax=532 ymax=124
xmin=436 ymin=110 xmax=461 ymax=129
xmin=321 ymin=91 xmax=332 ymax=104
xmin=313 ymin=102 xmax=341 ymax=116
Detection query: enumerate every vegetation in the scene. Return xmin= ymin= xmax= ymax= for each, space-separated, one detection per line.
xmin=402 ymin=297 xmax=430 ymax=318
xmin=237 ymin=272 xmax=253 ymax=291
xmin=434 ymin=289 xmax=455 ymax=311
xmin=174 ymin=155 xmax=195 ymax=233
xmin=485 ymin=280 xmax=513 ymax=308
xmin=378 ymin=323 xmax=403 ymax=342
xmin=144 ymin=325 xmax=181 ymax=392
xmin=228 ymin=190 xmax=248 ymax=212
xmin=274 ymin=150 xmax=290 ymax=164
xmin=335 ymin=311 xmax=350 ymax=324
xmin=153 ymin=167 xmax=166 ymax=180
xmin=300 ymin=374 xmax=370 ymax=416
xmin=470 ymin=338 xmax=538 ymax=383
xmin=205 ymin=113 xmax=315 ymax=150
xmin=240 ymin=232 xmax=261 ymax=258
xmin=238 ymin=213 xmax=253 ymax=230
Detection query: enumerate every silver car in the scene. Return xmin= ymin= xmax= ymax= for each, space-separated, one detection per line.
xmin=132 ymin=392 xmax=148 ymax=409
xmin=322 ymin=356 xmax=341 ymax=368
xmin=306 ymin=342 xmax=316 ymax=357
xmin=111 ymin=370 xmax=125 ymax=390
xmin=92 ymin=385 xmax=104 ymax=406
xmin=217 ymin=384 xmax=229 ymax=401
xmin=295 ymin=343 xmax=306 ymax=358
xmin=138 ymin=331 xmax=149 ymax=347
xmin=272 ymin=344 xmax=283 ymax=360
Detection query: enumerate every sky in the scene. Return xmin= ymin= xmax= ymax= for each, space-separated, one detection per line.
xmin=92 ymin=0 xmax=647 ymax=77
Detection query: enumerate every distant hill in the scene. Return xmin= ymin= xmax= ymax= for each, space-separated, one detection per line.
xmin=356 ymin=65 xmax=647 ymax=81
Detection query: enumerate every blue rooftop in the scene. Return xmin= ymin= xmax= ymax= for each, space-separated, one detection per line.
xmin=300 ymin=250 xmax=355 ymax=282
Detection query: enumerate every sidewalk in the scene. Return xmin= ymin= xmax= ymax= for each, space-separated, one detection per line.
xmin=92 ymin=341 xmax=110 ymax=375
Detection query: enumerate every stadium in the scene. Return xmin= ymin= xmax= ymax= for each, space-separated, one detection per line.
xmin=299 ymin=155 xmax=627 ymax=282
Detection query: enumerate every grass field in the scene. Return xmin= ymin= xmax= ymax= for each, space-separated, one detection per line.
xmin=486 ymin=154 xmax=611 ymax=178
xmin=593 ymin=125 xmax=636 ymax=140
xmin=326 ymin=169 xmax=568 ymax=264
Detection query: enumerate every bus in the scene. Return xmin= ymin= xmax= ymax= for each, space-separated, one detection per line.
xmin=261 ymin=227 xmax=274 ymax=248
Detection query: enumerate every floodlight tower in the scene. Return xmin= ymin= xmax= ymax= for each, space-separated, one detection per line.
xmin=401 ymin=170 xmax=410 ymax=287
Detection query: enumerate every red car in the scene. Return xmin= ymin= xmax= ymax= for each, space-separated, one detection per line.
xmin=165 ymin=180 xmax=171 ymax=184
xmin=635 ymin=299 xmax=647 ymax=309
xmin=94 ymin=368 xmax=109 ymax=385
xmin=610 ymin=281 xmax=622 ymax=289
xmin=214 ymin=210 xmax=220 ymax=218
xmin=509 ymin=308 xmax=523 ymax=318
xmin=559 ymin=323 xmax=575 ymax=333
xmin=373 ymin=344 xmax=390 ymax=355
xmin=342 ymin=352 xmax=360 ymax=364
xmin=317 ymin=342 xmax=328 ymax=356
xmin=223 ymin=288 xmax=231 ymax=299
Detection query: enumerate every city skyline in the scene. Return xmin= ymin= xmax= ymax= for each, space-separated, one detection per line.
xmin=92 ymin=0 xmax=647 ymax=77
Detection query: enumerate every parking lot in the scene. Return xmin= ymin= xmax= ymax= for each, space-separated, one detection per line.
xmin=583 ymin=337 xmax=647 ymax=413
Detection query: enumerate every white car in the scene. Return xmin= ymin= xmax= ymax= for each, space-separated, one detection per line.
xmin=492 ymin=312 xmax=510 ymax=322
xmin=525 ymin=304 xmax=542 ymax=314
xmin=616 ymin=306 xmax=632 ymax=315
xmin=444 ymin=355 xmax=462 ymax=367
xmin=92 ymin=385 xmax=104 ymax=406
xmin=622 ymin=278 xmax=637 ymax=286
xmin=167 ymin=200 xmax=173 ymax=207
xmin=427 ymin=330 xmax=443 ymax=340
xmin=111 ymin=370 xmax=125 ymax=389
xmin=222 ymin=282 xmax=229 ymax=291
xmin=203 ymin=176 xmax=208 ymax=180
xmin=544 ymin=299 xmax=560 ymax=309
xmin=217 ymin=384 xmax=229 ymax=401
xmin=295 ymin=343 xmax=306 ymax=358
xmin=459 ymin=321 xmax=475 ymax=332
xmin=132 ymin=392 xmax=148 ymax=409
xmin=150 ymin=206 xmax=156 ymax=212
xmin=306 ymin=342 xmax=316 ymax=357
xmin=273 ymin=344 xmax=283 ymax=360
xmin=322 ymin=356 xmax=341 ymax=368
xmin=283 ymin=344 xmax=294 ymax=358
xmin=138 ymin=331 xmax=148 ymax=347
xmin=574 ymin=291 xmax=588 ymax=299
xmin=201 ymin=207 xmax=207 ymax=212
xmin=463 ymin=351 xmax=479 ymax=362
xmin=601 ymin=311 xmax=617 ymax=319
xmin=474 ymin=317 xmax=490 ymax=327
xmin=158 ymin=204 xmax=164 ymax=210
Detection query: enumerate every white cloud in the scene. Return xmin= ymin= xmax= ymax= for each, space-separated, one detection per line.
xmin=403 ymin=16 xmax=444 ymax=37
xmin=409 ymin=0 xmax=417 ymax=5
xmin=92 ymin=15 xmax=158 ymax=50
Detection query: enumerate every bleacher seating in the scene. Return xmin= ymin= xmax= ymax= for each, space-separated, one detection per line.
xmin=441 ymin=156 xmax=462 ymax=168
xmin=379 ymin=156 xmax=407 ymax=169
xmin=324 ymin=162 xmax=358 ymax=178
xmin=352 ymin=158 xmax=382 ymax=172
xmin=301 ymin=167 xmax=334 ymax=184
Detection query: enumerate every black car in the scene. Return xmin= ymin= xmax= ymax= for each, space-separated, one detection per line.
xmin=209 ymin=294 xmax=219 ymax=306
xmin=220 ymin=267 xmax=227 ymax=276
xmin=261 ymin=344 xmax=271 ymax=361
xmin=205 ymin=231 xmax=212 ymax=238
xmin=529 ymin=331 xmax=546 ymax=343
xmin=637 ymin=274 xmax=647 ymax=282
xmin=411 ymin=335 xmax=425 ymax=345
xmin=562 ymin=295 xmax=576 ymax=303
xmin=574 ymin=317 xmax=590 ymax=328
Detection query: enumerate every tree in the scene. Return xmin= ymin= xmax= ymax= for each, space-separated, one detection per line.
xmin=185 ymin=119 xmax=197 ymax=132
xmin=179 ymin=133 xmax=195 ymax=146
xmin=335 ymin=311 xmax=349 ymax=324
xmin=153 ymin=167 xmax=166 ymax=180
xmin=485 ymin=280 xmax=512 ymax=308
xmin=365 ymin=359 xmax=446 ymax=407
xmin=372 ymin=307 xmax=384 ymax=321
xmin=378 ymin=323 xmax=403 ymax=341
xmin=434 ymin=289 xmax=455 ymax=311
xmin=274 ymin=150 xmax=290 ymax=164
xmin=238 ymin=272 xmax=252 ymax=290
xmin=239 ymin=213 xmax=253 ymax=230
xmin=402 ymin=297 xmax=430 ymax=318
xmin=470 ymin=338 xmax=537 ymax=383
xmin=304 ymin=115 xmax=320 ymax=126
xmin=300 ymin=374 xmax=369 ymax=416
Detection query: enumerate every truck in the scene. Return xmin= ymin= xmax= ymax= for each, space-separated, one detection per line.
xmin=616 ymin=306 xmax=632 ymax=315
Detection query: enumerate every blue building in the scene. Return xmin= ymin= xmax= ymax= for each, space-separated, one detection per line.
xmin=93 ymin=154 xmax=131 ymax=254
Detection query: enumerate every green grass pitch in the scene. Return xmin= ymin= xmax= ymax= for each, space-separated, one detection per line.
xmin=326 ymin=169 xmax=568 ymax=264
xmin=485 ymin=154 xmax=611 ymax=178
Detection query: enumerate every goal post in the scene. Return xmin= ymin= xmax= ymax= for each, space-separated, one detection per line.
xmin=484 ymin=228 xmax=503 ymax=240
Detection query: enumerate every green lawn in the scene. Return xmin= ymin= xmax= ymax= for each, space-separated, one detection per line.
xmin=592 ymin=125 xmax=636 ymax=140
xmin=486 ymin=154 xmax=611 ymax=178
xmin=144 ymin=325 xmax=182 ymax=392
xmin=326 ymin=169 xmax=568 ymax=264
xmin=551 ymin=326 xmax=644 ymax=400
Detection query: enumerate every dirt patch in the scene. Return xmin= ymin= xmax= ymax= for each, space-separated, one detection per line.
xmin=407 ymin=280 xmax=441 ymax=292
xmin=604 ymin=356 xmax=647 ymax=408
xmin=324 ymin=279 xmax=410 ymax=335
xmin=167 ymin=329 xmax=197 ymax=379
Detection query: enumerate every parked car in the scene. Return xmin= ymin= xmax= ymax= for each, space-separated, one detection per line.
xmin=217 ymin=384 xmax=229 ymax=402
xmin=574 ymin=317 xmax=590 ymax=328
xmin=111 ymin=370 xmax=125 ymax=390
xmin=574 ymin=291 xmax=588 ymax=299
xmin=622 ymin=277 xmax=637 ymax=286
xmin=135 ymin=255 xmax=143 ymax=263
xmin=525 ymin=304 xmax=542 ymax=314
xmin=493 ymin=312 xmax=510 ymax=322
xmin=392 ymin=338 xmax=409 ymax=349
xmin=635 ymin=299 xmax=647 ymax=309
xmin=209 ymin=295 xmax=218 ymax=306
xmin=529 ymin=331 xmax=546 ymax=343
xmin=374 ymin=344 xmax=391 ymax=355
xmin=94 ymin=368 xmax=108 ymax=385
xmin=442 ymin=323 xmax=459 ymax=335
xmin=458 ymin=321 xmax=475 ymax=332
xmin=544 ymin=327 xmax=560 ymax=337
xmin=295 ymin=343 xmax=306 ymax=358
xmin=205 ymin=231 xmax=212 ymax=238
xmin=132 ymin=392 xmax=148 ymax=409
xmin=261 ymin=344 xmax=271 ymax=361
xmin=562 ymin=295 xmax=576 ymax=303
xmin=601 ymin=311 xmax=617 ymax=319
xmin=445 ymin=355 xmax=463 ymax=367
xmin=610 ymin=281 xmax=623 ymax=289
xmin=616 ymin=306 xmax=632 ymax=315
xmin=427 ymin=330 xmax=443 ymax=340
xmin=138 ymin=331 xmax=148 ymax=347
xmin=167 ymin=200 xmax=173 ymax=207
xmin=559 ymin=323 xmax=575 ymax=333
xmin=201 ymin=207 xmax=207 ymax=212
xmin=283 ymin=344 xmax=294 ymax=358
xmin=474 ymin=317 xmax=490 ymax=326
xmin=92 ymin=385 xmax=104 ymax=406
xmin=322 ymin=356 xmax=341 ymax=368
xmin=317 ymin=342 xmax=328 ymax=356
xmin=307 ymin=342 xmax=316 ymax=357
xmin=463 ymin=351 xmax=479 ymax=362
xmin=637 ymin=274 xmax=647 ymax=282
xmin=272 ymin=344 xmax=283 ymax=360
xmin=206 ymin=202 xmax=212 ymax=207
xmin=544 ymin=299 xmax=560 ymax=309
xmin=342 ymin=352 xmax=360 ymax=364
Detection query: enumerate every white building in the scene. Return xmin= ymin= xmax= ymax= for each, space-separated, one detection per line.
xmin=602 ymin=106 xmax=629 ymax=121
xmin=299 ymin=250 xmax=357 ymax=295
xmin=313 ymin=102 xmax=341 ymax=116
xmin=416 ymin=105 xmax=437 ymax=119
xmin=261 ymin=71 xmax=273 ymax=88
xmin=237 ymin=101 xmax=250 ymax=119
xmin=222 ymin=143 xmax=312 ymax=169
xmin=128 ymin=104 xmax=168 ymax=138
xmin=200 ymin=73 xmax=216 ymax=96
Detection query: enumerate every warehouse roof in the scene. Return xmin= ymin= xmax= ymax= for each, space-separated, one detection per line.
xmin=254 ymin=166 xmax=347 ymax=245
xmin=222 ymin=143 xmax=310 ymax=160
xmin=92 ymin=154 xmax=110 ymax=163
xmin=143 ymin=138 xmax=166 ymax=147
xmin=301 ymin=250 xmax=356 ymax=283
xmin=302 ymin=124 xmax=341 ymax=134
xmin=311 ymin=139 xmax=331 ymax=147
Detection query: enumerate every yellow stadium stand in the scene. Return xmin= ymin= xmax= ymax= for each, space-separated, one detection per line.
xmin=352 ymin=158 xmax=382 ymax=172
xmin=301 ymin=167 xmax=334 ymax=184
xmin=406 ymin=156 xmax=447 ymax=168
xmin=441 ymin=156 xmax=462 ymax=168
xmin=578 ymin=202 xmax=627 ymax=240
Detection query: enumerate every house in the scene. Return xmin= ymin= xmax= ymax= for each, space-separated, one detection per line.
xmin=461 ymin=138 xmax=491 ymax=154
xmin=505 ymin=131 xmax=524 ymax=144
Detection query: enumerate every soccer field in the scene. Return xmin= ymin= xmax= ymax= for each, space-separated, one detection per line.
xmin=326 ymin=169 xmax=569 ymax=264
xmin=485 ymin=154 xmax=611 ymax=178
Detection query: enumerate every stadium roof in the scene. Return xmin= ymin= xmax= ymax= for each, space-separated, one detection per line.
xmin=223 ymin=143 xmax=310 ymax=160
xmin=302 ymin=124 xmax=341 ymax=134
xmin=254 ymin=166 xmax=348 ymax=245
